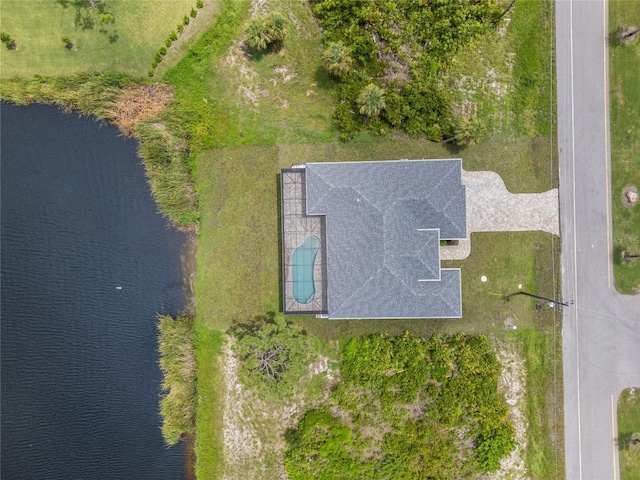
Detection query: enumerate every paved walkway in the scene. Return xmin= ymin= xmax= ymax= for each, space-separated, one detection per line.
xmin=442 ymin=170 xmax=559 ymax=260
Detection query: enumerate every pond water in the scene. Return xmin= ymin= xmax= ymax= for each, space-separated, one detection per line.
xmin=1 ymin=103 xmax=190 ymax=479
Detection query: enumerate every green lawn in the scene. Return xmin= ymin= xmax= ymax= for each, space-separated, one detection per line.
xmin=195 ymin=139 xmax=560 ymax=334
xmin=193 ymin=326 xmax=225 ymax=480
xmin=515 ymin=329 xmax=564 ymax=479
xmin=0 ymin=0 xmax=199 ymax=79
xmin=609 ymin=0 xmax=640 ymax=294
xmin=618 ymin=388 xmax=640 ymax=480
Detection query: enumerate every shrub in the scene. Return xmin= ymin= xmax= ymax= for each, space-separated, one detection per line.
xmin=190 ymin=7 xmax=197 ymax=18
xmin=154 ymin=52 xmax=162 ymax=63
xmin=244 ymin=12 xmax=289 ymax=52
xmin=476 ymin=422 xmax=516 ymax=472
xmin=165 ymin=38 xmax=172 ymax=47
xmin=196 ymin=0 xmax=204 ymax=8
xmin=285 ymin=334 xmax=515 ymax=478
xmin=176 ymin=23 xmax=184 ymax=34
xmin=313 ymin=0 xmax=500 ymax=138
xmin=183 ymin=15 xmax=190 ymax=25
xmin=169 ymin=30 xmax=178 ymax=42
xmin=0 ymin=32 xmax=17 ymax=50
xmin=61 ymin=36 xmax=74 ymax=50
xmin=148 ymin=69 xmax=154 ymax=77
xmin=322 ymin=41 xmax=353 ymax=77
xmin=159 ymin=46 xmax=167 ymax=56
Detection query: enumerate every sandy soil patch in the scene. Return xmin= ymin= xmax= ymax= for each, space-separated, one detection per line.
xmin=482 ymin=341 xmax=530 ymax=480
xmin=220 ymin=337 xmax=333 ymax=479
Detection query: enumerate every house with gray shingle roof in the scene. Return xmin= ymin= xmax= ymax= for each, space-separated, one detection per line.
xmin=280 ymin=159 xmax=466 ymax=319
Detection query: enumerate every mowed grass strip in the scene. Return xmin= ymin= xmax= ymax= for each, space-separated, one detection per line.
xmin=193 ymin=326 xmax=225 ymax=480
xmin=195 ymin=146 xmax=281 ymax=331
xmin=0 ymin=0 xmax=195 ymax=79
xmin=609 ymin=0 xmax=640 ymax=294
xmin=618 ymin=387 xmax=640 ymax=480
xmin=514 ymin=329 xmax=565 ymax=480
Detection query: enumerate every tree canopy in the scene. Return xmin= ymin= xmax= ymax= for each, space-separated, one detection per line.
xmin=313 ymin=0 xmax=501 ymax=140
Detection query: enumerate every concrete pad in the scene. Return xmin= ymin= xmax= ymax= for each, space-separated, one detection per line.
xmin=441 ymin=170 xmax=559 ymax=260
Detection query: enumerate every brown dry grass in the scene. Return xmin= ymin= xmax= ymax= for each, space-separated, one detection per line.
xmin=106 ymin=84 xmax=173 ymax=137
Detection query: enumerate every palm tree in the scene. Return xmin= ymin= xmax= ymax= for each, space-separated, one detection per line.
xmin=322 ymin=41 xmax=353 ymax=77
xmin=245 ymin=17 xmax=272 ymax=51
xmin=267 ymin=12 xmax=289 ymax=43
xmin=357 ymin=84 xmax=386 ymax=119
xmin=443 ymin=115 xmax=485 ymax=146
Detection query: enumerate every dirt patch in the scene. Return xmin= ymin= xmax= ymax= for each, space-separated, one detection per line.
xmin=105 ymin=84 xmax=173 ymax=137
xmin=618 ymin=26 xmax=640 ymax=43
xmin=622 ymin=185 xmax=638 ymax=208
xmin=223 ymin=40 xmax=268 ymax=107
xmin=483 ymin=342 xmax=530 ymax=480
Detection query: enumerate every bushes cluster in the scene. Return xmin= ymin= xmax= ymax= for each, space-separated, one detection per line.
xmin=0 ymin=32 xmax=17 ymax=50
xmin=285 ymin=333 xmax=515 ymax=478
xmin=312 ymin=0 xmax=501 ymax=140
xmin=148 ymin=2 xmax=203 ymax=76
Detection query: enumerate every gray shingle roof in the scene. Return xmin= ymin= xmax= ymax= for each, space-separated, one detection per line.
xmin=305 ymin=159 xmax=465 ymax=319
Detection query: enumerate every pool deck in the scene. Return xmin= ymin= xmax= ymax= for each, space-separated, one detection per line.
xmin=281 ymin=169 xmax=328 ymax=314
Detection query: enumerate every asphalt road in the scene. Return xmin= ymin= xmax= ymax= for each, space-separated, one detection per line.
xmin=556 ymin=1 xmax=640 ymax=479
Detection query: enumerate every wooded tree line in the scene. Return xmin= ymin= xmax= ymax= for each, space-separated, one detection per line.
xmin=312 ymin=0 xmax=502 ymax=140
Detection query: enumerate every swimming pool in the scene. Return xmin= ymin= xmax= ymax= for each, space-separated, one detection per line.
xmin=292 ymin=235 xmax=320 ymax=304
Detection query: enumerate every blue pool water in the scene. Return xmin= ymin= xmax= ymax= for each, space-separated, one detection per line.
xmin=292 ymin=236 xmax=320 ymax=304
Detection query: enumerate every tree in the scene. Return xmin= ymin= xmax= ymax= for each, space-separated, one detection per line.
xmin=245 ymin=13 xmax=289 ymax=52
xmin=232 ymin=314 xmax=322 ymax=400
xmin=357 ymin=83 xmax=386 ymax=118
xmin=443 ymin=115 xmax=486 ymax=147
xmin=322 ymin=41 xmax=353 ymax=77
xmin=245 ymin=17 xmax=273 ymax=51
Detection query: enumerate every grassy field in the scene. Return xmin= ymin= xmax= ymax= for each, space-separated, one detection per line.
xmin=609 ymin=0 xmax=640 ymax=294
xmin=0 ymin=0 xmax=208 ymax=79
xmin=618 ymin=387 xmax=640 ymax=480
xmin=445 ymin=0 xmax=556 ymax=139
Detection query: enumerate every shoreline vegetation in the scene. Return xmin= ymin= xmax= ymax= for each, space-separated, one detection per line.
xmin=0 ymin=0 xmax=566 ymax=478
xmin=0 ymin=73 xmax=199 ymax=228
xmin=157 ymin=313 xmax=197 ymax=446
